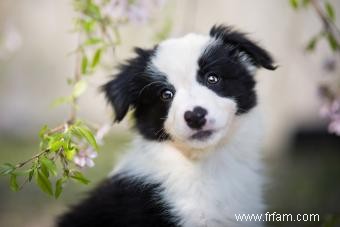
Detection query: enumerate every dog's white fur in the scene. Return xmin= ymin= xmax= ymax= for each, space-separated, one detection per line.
xmin=112 ymin=33 xmax=266 ymax=227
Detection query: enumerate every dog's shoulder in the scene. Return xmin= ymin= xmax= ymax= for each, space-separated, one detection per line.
xmin=57 ymin=174 xmax=177 ymax=227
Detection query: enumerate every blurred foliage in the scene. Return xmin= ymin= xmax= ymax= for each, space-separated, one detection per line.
xmin=154 ymin=16 xmax=173 ymax=42
xmin=0 ymin=0 xmax=168 ymax=198
xmin=290 ymin=0 xmax=339 ymax=53
xmin=289 ymin=0 xmax=340 ymax=139
xmin=0 ymin=132 xmax=131 ymax=227
xmin=0 ymin=0 xmax=112 ymax=198
xmin=1 ymin=121 xmax=98 ymax=198
xmin=288 ymin=1 xmax=340 ymax=226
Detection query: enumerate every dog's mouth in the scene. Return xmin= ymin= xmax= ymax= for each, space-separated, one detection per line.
xmin=190 ymin=130 xmax=215 ymax=140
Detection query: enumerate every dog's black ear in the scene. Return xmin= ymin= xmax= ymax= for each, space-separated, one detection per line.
xmin=210 ymin=25 xmax=277 ymax=70
xmin=102 ymin=47 xmax=155 ymax=122
xmin=102 ymin=74 xmax=131 ymax=122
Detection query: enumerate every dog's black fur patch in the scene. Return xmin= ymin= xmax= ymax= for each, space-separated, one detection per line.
xmin=57 ymin=175 xmax=177 ymax=227
xmin=103 ymin=47 xmax=173 ymax=141
xmin=197 ymin=25 xmax=276 ymax=114
xmin=209 ymin=25 xmax=276 ymax=70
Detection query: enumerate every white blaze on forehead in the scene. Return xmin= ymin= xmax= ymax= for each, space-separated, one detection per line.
xmin=149 ymin=33 xmax=238 ymax=151
xmin=151 ymin=33 xmax=210 ymax=88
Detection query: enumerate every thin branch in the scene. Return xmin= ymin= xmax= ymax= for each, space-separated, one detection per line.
xmin=47 ymin=123 xmax=68 ymax=135
xmin=69 ymin=34 xmax=83 ymax=124
xmin=100 ymin=21 xmax=117 ymax=56
xmin=15 ymin=151 xmax=46 ymax=169
xmin=310 ymin=0 xmax=340 ymax=44
xmin=59 ymin=150 xmax=70 ymax=174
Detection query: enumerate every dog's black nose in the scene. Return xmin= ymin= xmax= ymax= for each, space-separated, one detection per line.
xmin=184 ymin=106 xmax=207 ymax=129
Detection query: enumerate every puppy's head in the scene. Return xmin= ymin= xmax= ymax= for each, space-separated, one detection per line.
xmin=103 ymin=25 xmax=276 ymax=151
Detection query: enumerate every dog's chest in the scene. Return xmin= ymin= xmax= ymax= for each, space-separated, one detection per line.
xmin=115 ymin=140 xmax=264 ymax=227
xmin=164 ymin=173 xmax=232 ymax=227
xmin=159 ymin=155 xmax=263 ymax=227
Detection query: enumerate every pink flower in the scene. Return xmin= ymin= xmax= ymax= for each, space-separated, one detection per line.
xmin=101 ymin=0 xmax=165 ymax=24
xmin=319 ymin=103 xmax=331 ymax=118
xmin=127 ymin=3 xmax=149 ymax=23
xmin=320 ymin=101 xmax=340 ymax=118
xmin=72 ymin=124 xmax=110 ymax=168
xmin=330 ymin=100 xmax=340 ymax=116
xmin=74 ymin=149 xmax=98 ymax=168
xmin=320 ymin=97 xmax=340 ymax=136
xmin=328 ymin=119 xmax=340 ymax=136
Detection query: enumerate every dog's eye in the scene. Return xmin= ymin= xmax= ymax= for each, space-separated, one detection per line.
xmin=206 ymin=73 xmax=220 ymax=84
xmin=160 ymin=89 xmax=174 ymax=101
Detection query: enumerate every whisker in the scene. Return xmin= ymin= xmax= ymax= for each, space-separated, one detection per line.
xmin=154 ymin=127 xmax=169 ymax=141
xmin=155 ymin=127 xmax=165 ymax=136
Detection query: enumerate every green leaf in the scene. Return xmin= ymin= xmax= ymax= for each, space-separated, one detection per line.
xmin=65 ymin=148 xmax=77 ymax=161
xmin=49 ymin=139 xmax=64 ymax=152
xmin=305 ymin=35 xmax=319 ymax=51
xmin=67 ymin=78 xmax=74 ymax=85
xmin=81 ymin=20 xmax=96 ymax=33
xmin=154 ymin=18 xmax=173 ymax=42
xmin=35 ymin=170 xmax=53 ymax=196
xmin=28 ymin=169 xmax=34 ymax=182
xmin=40 ymin=142 xmax=48 ymax=151
xmin=51 ymin=96 xmax=72 ymax=108
xmin=10 ymin=174 xmax=19 ymax=192
xmin=72 ymin=80 xmax=87 ymax=97
xmin=327 ymin=33 xmax=339 ymax=51
xmin=290 ymin=0 xmax=299 ymax=9
xmin=128 ymin=0 xmax=136 ymax=5
xmin=39 ymin=125 xmax=49 ymax=139
xmin=91 ymin=48 xmax=102 ymax=68
xmin=40 ymin=163 xmax=49 ymax=177
xmin=12 ymin=170 xmax=31 ymax=176
xmin=325 ymin=2 xmax=335 ymax=21
xmin=71 ymin=125 xmax=98 ymax=151
xmin=71 ymin=171 xmax=90 ymax=185
xmin=0 ymin=163 xmax=15 ymax=176
xmin=85 ymin=2 xmax=101 ymax=19
xmin=40 ymin=157 xmax=57 ymax=176
xmin=47 ymin=132 xmax=64 ymax=152
xmin=302 ymin=0 xmax=310 ymax=7
xmin=81 ymin=56 xmax=88 ymax=74
xmin=55 ymin=177 xmax=67 ymax=198
xmin=62 ymin=134 xmax=72 ymax=150
xmin=84 ymin=37 xmax=102 ymax=46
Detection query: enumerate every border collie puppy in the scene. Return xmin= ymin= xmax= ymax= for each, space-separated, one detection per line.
xmin=58 ymin=25 xmax=276 ymax=227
